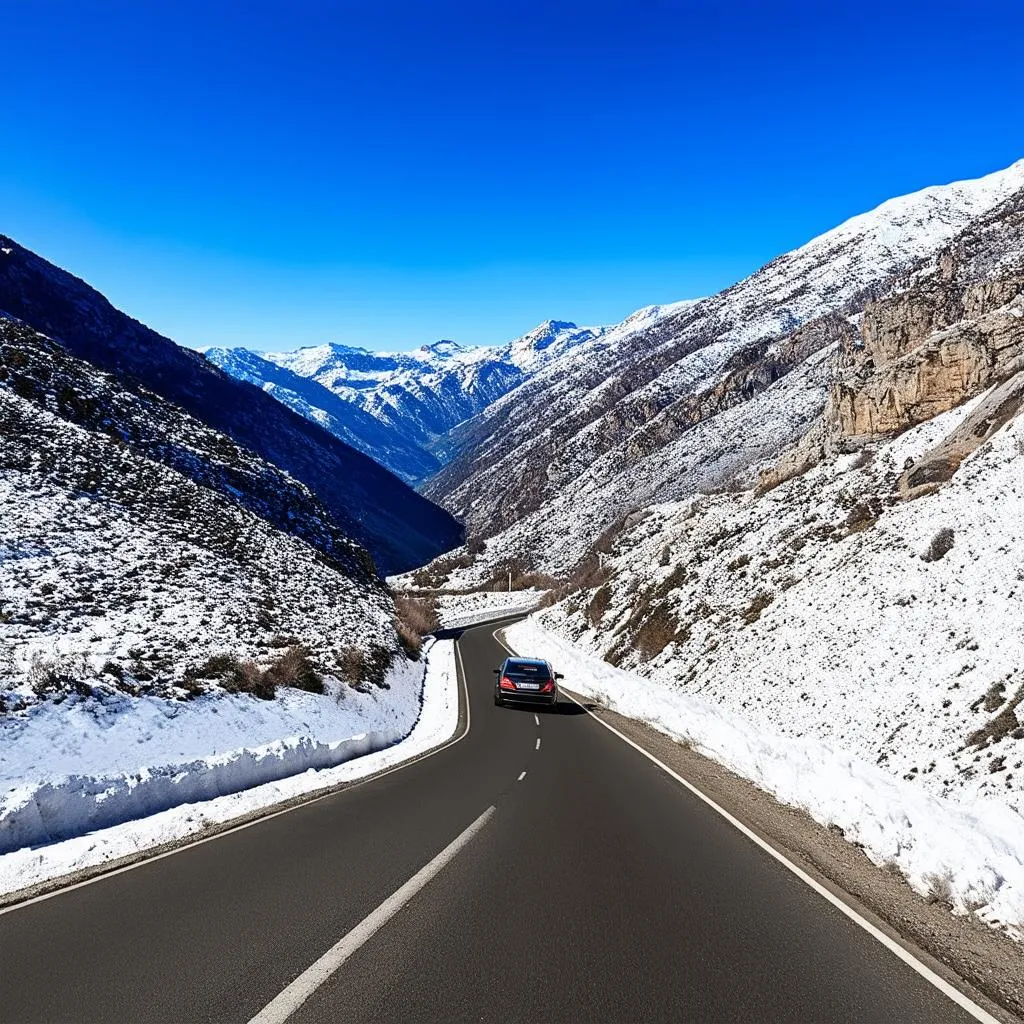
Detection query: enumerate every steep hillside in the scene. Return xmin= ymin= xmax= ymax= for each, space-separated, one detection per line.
xmin=0 ymin=317 xmax=443 ymax=855
xmin=0 ymin=314 xmax=416 ymax=711
xmin=0 ymin=238 xmax=462 ymax=574
xmin=423 ymin=160 xmax=1024 ymax=578
xmin=496 ymin=172 xmax=1024 ymax=941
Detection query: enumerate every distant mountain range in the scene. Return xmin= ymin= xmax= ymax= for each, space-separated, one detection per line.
xmin=205 ymin=309 xmax=692 ymax=484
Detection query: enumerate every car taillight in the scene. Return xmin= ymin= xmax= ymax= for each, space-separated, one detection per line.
xmin=541 ymin=678 xmax=555 ymax=693
xmin=499 ymin=676 xmax=517 ymax=690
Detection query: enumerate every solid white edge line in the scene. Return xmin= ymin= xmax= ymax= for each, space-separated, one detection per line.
xmin=248 ymin=805 xmax=496 ymax=1024
xmin=1 ymin=634 xmax=475 ymax=919
xmin=493 ymin=628 xmax=1002 ymax=1024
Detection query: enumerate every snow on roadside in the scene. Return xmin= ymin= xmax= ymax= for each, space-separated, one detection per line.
xmin=505 ymin=618 xmax=1024 ymax=940
xmin=435 ymin=589 xmax=541 ymax=628
xmin=0 ymin=639 xmax=459 ymax=897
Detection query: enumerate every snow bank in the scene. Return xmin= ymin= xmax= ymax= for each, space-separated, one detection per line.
xmin=0 ymin=639 xmax=460 ymax=896
xmin=505 ymin=619 xmax=1024 ymax=939
xmin=436 ymin=590 xmax=541 ymax=628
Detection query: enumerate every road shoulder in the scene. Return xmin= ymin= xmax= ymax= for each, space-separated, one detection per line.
xmin=573 ymin=690 xmax=1024 ymax=1023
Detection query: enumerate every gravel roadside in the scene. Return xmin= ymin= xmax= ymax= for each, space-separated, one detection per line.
xmin=570 ymin=688 xmax=1024 ymax=1024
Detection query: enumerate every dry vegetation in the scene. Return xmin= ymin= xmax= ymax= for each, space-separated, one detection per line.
xmin=393 ymin=593 xmax=439 ymax=658
xmin=183 ymin=647 xmax=324 ymax=701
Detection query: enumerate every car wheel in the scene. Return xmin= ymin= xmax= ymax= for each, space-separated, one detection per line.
xmin=494 ymin=693 xmax=502 ymax=706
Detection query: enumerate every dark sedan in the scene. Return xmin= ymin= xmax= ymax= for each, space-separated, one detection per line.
xmin=493 ymin=657 xmax=563 ymax=707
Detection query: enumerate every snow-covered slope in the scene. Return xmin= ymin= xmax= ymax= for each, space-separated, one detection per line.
xmin=202 ymin=346 xmax=441 ymax=485
xmin=424 ymin=160 xmax=1024 ymax=576
xmin=0 ymin=315 xmax=432 ymax=855
xmin=0 ymin=237 xmax=462 ymax=574
xmin=476 ymin=161 xmax=1024 ymax=941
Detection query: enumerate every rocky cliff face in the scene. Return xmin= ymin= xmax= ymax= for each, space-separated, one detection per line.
xmin=757 ymin=188 xmax=1024 ymax=494
xmin=833 ymin=265 xmax=1024 ymax=443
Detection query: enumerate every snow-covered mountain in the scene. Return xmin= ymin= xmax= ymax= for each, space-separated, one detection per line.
xmin=206 ymin=311 xmax=692 ymax=483
xmin=0 ymin=313 xmax=419 ymax=709
xmin=422 ymin=159 xmax=1024 ymax=575
xmin=0 ymin=237 xmax=462 ymax=574
xmin=200 ymin=346 xmax=443 ymax=485
xmin=0 ymin=313 xmax=439 ymax=855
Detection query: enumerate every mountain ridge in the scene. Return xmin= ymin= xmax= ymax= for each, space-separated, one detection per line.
xmin=0 ymin=236 xmax=462 ymax=574
xmin=418 ymin=158 xmax=1024 ymax=576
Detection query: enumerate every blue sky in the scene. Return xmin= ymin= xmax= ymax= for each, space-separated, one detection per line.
xmin=3 ymin=1 xmax=1023 ymax=351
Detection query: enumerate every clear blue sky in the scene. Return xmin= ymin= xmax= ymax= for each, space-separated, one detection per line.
xmin=3 ymin=0 xmax=1022 ymax=352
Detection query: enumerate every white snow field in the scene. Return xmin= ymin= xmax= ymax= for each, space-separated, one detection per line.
xmin=0 ymin=638 xmax=459 ymax=897
xmin=434 ymin=589 xmax=542 ymax=628
xmin=505 ymin=618 xmax=1024 ymax=941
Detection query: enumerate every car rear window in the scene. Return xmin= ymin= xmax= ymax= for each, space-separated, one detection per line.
xmin=506 ymin=661 xmax=548 ymax=678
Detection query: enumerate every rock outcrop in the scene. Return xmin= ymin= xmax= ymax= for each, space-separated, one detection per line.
xmin=832 ymin=272 xmax=1024 ymax=442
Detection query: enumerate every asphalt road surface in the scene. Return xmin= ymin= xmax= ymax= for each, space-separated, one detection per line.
xmin=0 ymin=618 xmax=990 ymax=1023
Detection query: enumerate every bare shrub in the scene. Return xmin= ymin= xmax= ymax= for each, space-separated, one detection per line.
xmin=845 ymin=499 xmax=881 ymax=534
xmin=921 ymin=527 xmax=955 ymax=562
xmin=983 ymin=682 xmax=1006 ymax=713
xmin=395 ymin=594 xmax=438 ymax=635
xmin=411 ymin=552 xmax=473 ymax=589
xmin=263 ymin=646 xmax=323 ymax=694
xmin=394 ymin=594 xmax=439 ymax=658
xmin=741 ymin=590 xmax=775 ymax=624
xmin=634 ymin=605 xmax=688 ymax=661
xmin=923 ymin=870 xmax=954 ymax=908
xmin=185 ymin=649 xmax=322 ymax=701
xmin=28 ymin=654 xmax=89 ymax=700
xmin=224 ymin=660 xmax=276 ymax=700
xmin=588 ymin=585 xmax=611 ymax=627
xmin=654 ymin=565 xmax=688 ymax=599
xmin=337 ymin=645 xmax=392 ymax=689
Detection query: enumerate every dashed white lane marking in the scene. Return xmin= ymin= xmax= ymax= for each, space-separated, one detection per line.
xmin=535 ymin=738 xmax=541 ymax=751
xmin=517 ymin=771 xmax=527 ymax=782
xmin=248 ymin=805 xmax=497 ymax=1024
xmin=491 ymin=627 xmax=1003 ymax=1024
xmin=534 ymin=714 xmax=540 ymax=726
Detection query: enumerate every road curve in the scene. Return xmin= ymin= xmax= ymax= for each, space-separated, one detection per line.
xmin=0 ymin=618 xmax=990 ymax=1023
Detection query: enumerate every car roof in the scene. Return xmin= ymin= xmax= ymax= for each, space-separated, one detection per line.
xmin=505 ymin=657 xmax=548 ymax=668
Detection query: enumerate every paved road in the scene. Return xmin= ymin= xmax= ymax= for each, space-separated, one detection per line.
xmin=0 ymin=619 xmax=986 ymax=1023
